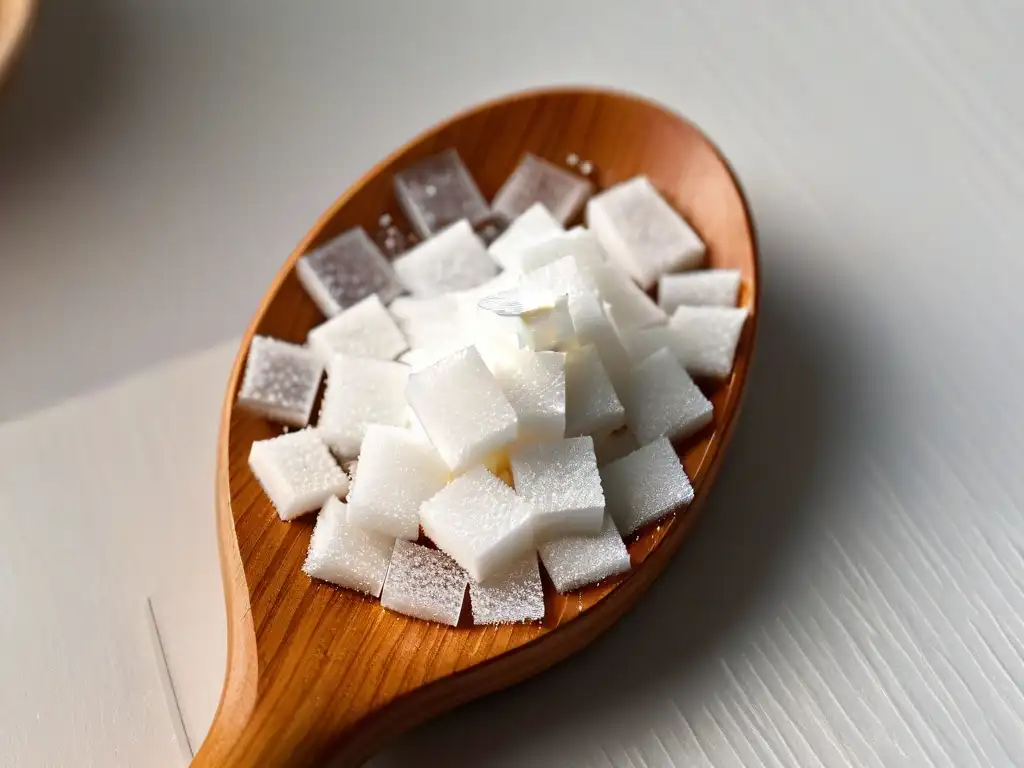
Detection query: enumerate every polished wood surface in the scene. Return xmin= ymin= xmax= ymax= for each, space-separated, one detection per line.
xmin=0 ymin=0 xmax=35 ymax=87
xmin=194 ymin=87 xmax=760 ymax=767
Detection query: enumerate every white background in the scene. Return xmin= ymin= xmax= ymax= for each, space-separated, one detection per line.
xmin=2 ymin=1 xmax=1024 ymax=766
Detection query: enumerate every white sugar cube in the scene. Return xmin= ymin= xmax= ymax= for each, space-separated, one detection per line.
xmin=569 ymin=291 xmax=633 ymax=399
xmin=296 ymin=227 xmax=403 ymax=317
xmin=302 ymin=497 xmax=394 ymax=596
xmin=623 ymin=348 xmax=713 ymax=445
xmin=510 ymin=437 xmax=604 ymax=539
xmin=394 ymin=148 xmax=491 ymax=238
xmin=405 ymin=346 xmax=518 ymax=473
xmin=520 ymin=254 xmax=594 ymax=303
xmin=518 ymin=227 xmax=608 ymax=274
xmin=346 ymin=425 xmax=449 ymax=540
xmin=248 ymin=429 xmax=349 ymax=521
xmin=488 ymin=202 xmax=564 ymax=272
xmin=492 ymin=349 xmax=566 ymax=443
xmin=658 ymin=269 xmax=742 ymax=311
xmin=491 ymin=153 xmax=594 ymax=225
xmin=601 ymin=437 xmax=694 ymax=535
xmin=307 ymin=294 xmax=409 ymax=363
xmin=619 ymin=325 xmax=685 ymax=364
xmin=587 ymin=176 xmax=705 ymax=289
xmin=388 ymin=294 xmax=468 ymax=351
xmin=419 ymin=466 xmax=535 ymax=582
xmin=237 ymin=336 xmax=323 ymax=427
xmin=517 ymin=294 xmax=576 ymax=352
xmin=380 ymin=539 xmax=469 ymax=626
xmin=563 ymin=345 xmax=626 ymax=438
xmin=593 ymin=426 xmax=640 ymax=466
xmin=587 ymin=264 xmax=667 ymax=331
xmin=469 ymin=555 xmax=545 ymax=625
xmin=538 ymin=513 xmax=631 ymax=593
xmin=317 ymin=355 xmax=410 ymax=458
xmin=669 ymin=305 xmax=749 ymax=379
xmin=393 ymin=219 xmax=498 ymax=297
xmin=475 ymin=288 xmax=576 ymax=353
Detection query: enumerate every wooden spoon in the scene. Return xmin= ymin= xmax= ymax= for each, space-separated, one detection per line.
xmin=194 ymin=87 xmax=759 ymax=767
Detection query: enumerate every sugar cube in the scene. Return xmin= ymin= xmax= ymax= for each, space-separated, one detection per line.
xmin=302 ymin=497 xmax=394 ymax=597
xmin=593 ymin=426 xmax=640 ymax=466
xmin=586 ymin=176 xmax=705 ymax=289
xmin=669 ymin=305 xmax=749 ymax=379
xmin=237 ymin=336 xmax=323 ymax=427
xmin=399 ymin=343 xmax=471 ymax=372
xmin=296 ymin=227 xmax=403 ymax=317
xmin=405 ymin=346 xmax=518 ymax=473
xmin=517 ymin=227 xmax=607 ymax=275
xmin=586 ymin=264 xmax=667 ymax=331
xmin=394 ymin=149 xmax=491 ymax=238
xmin=307 ymin=294 xmax=409 ymax=363
xmin=469 ymin=555 xmax=545 ymax=625
xmin=248 ymin=429 xmax=349 ymax=520
xmin=317 ymin=355 xmax=410 ymax=458
xmin=419 ymin=466 xmax=535 ymax=582
xmin=658 ymin=269 xmax=742 ymax=312
xmin=568 ymin=291 xmax=633 ymax=399
xmin=520 ymin=254 xmax=594 ymax=305
xmin=510 ymin=437 xmax=604 ymax=539
xmin=392 ymin=219 xmax=498 ymax=297
xmin=388 ymin=294 xmax=468 ymax=350
xmin=491 ymin=153 xmax=594 ymax=225
xmin=538 ymin=513 xmax=631 ymax=593
xmin=600 ymin=437 xmax=694 ymax=535
xmin=623 ymin=348 xmax=713 ymax=444
xmin=346 ymin=425 xmax=449 ymax=540
xmin=488 ymin=202 xmax=564 ymax=272
xmin=619 ymin=326 xmax=686 ymax=365
xmin=380 ymin=539 xmax=469 ymax=626
xmin=492 ymin=349 xmax=566 ymax=443
xmin=563 ymin=345 xmax=626 ymax=437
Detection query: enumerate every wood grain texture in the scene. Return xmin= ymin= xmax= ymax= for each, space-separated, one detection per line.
xmin=192 ymin=88 xmax=758 ymax=767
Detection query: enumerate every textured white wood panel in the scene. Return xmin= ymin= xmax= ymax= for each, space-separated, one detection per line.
xmin=2 ymin=0 xmax=1024 ymax=766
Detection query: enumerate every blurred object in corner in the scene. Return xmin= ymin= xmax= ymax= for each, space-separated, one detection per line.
xmin=0 ymin=0 xmax=36 ymax=88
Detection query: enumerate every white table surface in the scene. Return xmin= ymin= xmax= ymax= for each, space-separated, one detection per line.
xmin=3 ymin=1 xmax=1024 ymax=766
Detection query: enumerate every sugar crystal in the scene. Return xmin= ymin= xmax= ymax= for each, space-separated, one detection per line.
xmin=302 ymin=497 xmax=394 ymax=596
xmin=600 ymin=437 xmax=693 ymax=535
xmin=469 ymin=555 xmax=545 ymax=625
xmin=237 ymin=336 xmax=323 ymax=427
xmin=380 ymin=540 xmax=469 ymax=626
xmin=248 ymin=429 xmax=349 ymax=521
xmin=394 ymin=149 xmax=491 ymax=238
xmin=491 ymin=153 xmax=594 ymax=225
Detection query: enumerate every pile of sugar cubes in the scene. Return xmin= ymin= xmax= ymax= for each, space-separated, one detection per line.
xmin=239 ymin=149 xmax=748 ymax=626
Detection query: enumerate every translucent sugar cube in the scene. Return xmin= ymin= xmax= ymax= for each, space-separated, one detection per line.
xmin=593 ymin=426 xmax=640 ymax=466
xmin=346 ymin=424 xmax=449 ymax=540
xmin=306 ymin=294 xmax=409 ymax=363
xmin=380 ymin=539 xmax=469 ymax=626
xmin=623 ymin=348 xmax=713 ymax=445
xmin=248 ymin=428 xmax=350 ymax=521
xmin=488 ymin=202 xmax=564 ymax=272
xmin=302 ymin=497 xmax=394 ymax=597
xmin=586 ymin=176 xmax=706 ymax=290
xmin=568 ymin=291 xmax=633 ymax=399
xmin=469 ymin=554 xmax=545 ymax=625
xmin=658 ymin=269 xmax=742 ymax=312
xmin=405 ymin=346 xmax=518 ymax=473
xmin=296 ymin=227 xmax=403 ymax=317
xmin=237 ymin=336 xmax=323 ymax=427
xmin=317 ymin=355 xmax=410 ymax=458
xmin=587 ymin=264 xmax=667 ymax=331
xmin=517 ymin=227 xmax=607 ymax=275
xmin=388 ymin=294 xmax=468 ymax=350
xmin=669 ymin=305 xmax=749 ymax=379
xmin=491 ymin=153 xmax=594 ymax=225
xmin=510 ymin=437 xmax=605 ymax=539
xmin=600 ymin=437 xmax=694 ymax=535
xmin=419 ymin=465 xmax=536 ymax=582
xmin=394 ymin=148 xmax=491 ymax=238
xmin=492 ymin=349 xmax=566 ymax=443
xmin=563 ymin=344 xmax=626 ymax=437
xmin=520 ymin=254 xmax=594 ymax=302
xmin=538 ymin=513 xmax=631 ymax=593
xmin=392 ymin=219 xmax=498 ymax=297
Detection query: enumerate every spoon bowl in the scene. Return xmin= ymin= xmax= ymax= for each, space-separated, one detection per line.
xmin=194 ymin=86 xmax=759 ymax=767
